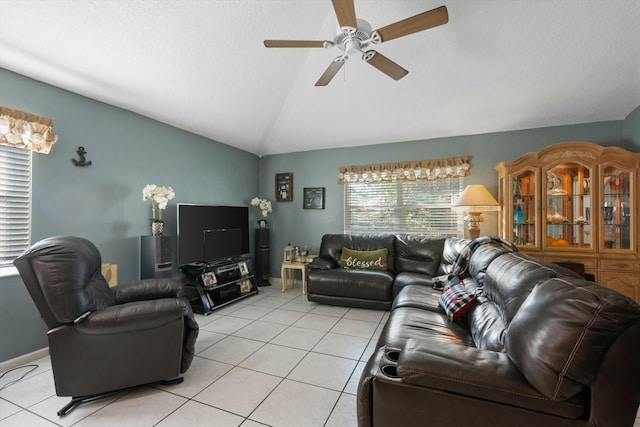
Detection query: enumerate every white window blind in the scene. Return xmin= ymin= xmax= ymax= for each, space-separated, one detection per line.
xmin=0 ymin=145 xmax=32 ymax=267
xmin=344 ymin=175 xmax=465 ymax=237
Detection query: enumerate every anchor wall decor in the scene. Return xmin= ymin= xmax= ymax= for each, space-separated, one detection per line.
xmin=72 ymin=146 xmax=92 ymax=167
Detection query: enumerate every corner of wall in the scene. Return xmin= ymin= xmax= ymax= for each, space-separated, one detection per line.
xmin=622 ymin=104 xmax=640 ymax=151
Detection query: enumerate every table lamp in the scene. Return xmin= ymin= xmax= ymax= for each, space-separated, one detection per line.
xmin=452 ymin=185 xmax=501 ymax=239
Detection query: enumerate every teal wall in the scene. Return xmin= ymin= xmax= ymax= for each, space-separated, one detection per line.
xmin=0 ymin=69 xmax=259 ymax=362
xmin=623 ymin=104 xmax=640 ymax=148
xmin=1 ymin=66 xmax=638 ymax=363
xmin=258 ymin=120 xmax=639 ymax=278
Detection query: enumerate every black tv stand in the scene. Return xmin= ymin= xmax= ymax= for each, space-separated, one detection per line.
xmin=180 ymin=257 xmax=258 ymax=315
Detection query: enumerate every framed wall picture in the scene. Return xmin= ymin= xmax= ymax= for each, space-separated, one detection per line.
xmin=303 ymin=187 xmax=325 ymax=209
xmin=275 ymin=172 xmax=293 ymax=202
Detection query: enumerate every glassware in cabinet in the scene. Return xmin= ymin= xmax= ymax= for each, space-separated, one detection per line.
xmin=511 ymin=170 xmax=537 ymax=247
xmin=600 ymin=165 xmax=633 ymax=251
xmin=543 ymin=161 xmax=592 ymax=250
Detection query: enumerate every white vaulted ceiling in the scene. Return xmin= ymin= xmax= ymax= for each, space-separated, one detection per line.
xmin=1 ymin=0 xmax=639 ymax=156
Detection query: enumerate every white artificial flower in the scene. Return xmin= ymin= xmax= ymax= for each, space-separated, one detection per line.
xmin=155 ymin=196 xmax=169 ymax=210
xmin=143 ymin=184 xmax=176 ymax=221
xmin=250 ymin=197 xmax=272 ymax=218
xmin=142 ymin=184 xmax=157 ymax=201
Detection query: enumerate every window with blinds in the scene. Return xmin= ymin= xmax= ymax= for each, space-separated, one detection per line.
xmin=344 ymin=175 xmax=465 ymax=237
xmin=0 ymin=145 xmax=32 ymax=268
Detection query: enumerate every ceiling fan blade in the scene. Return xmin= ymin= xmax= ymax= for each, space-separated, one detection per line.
xmin=373 ymin=5 xmax=448 ymax=43
xmin=264 ymin=40 xmax=326 ymax=48
xmin=331 ymin=0 xmax=357 ymax=29
xmin=315 ymin=60 xmax=345 ymax=86
xmin=363 ymin=51 xmax=408 ymax=81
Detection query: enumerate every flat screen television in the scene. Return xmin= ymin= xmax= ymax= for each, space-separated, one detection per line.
xmin=177 ymin=204 xmax=250 ymax=266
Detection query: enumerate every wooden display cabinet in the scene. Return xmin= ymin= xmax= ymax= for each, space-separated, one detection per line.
xmin=496 ymin=141 xmax=640 ymax=303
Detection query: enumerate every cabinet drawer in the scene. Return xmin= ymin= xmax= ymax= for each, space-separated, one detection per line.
xmin=600 ymin=259 xmax=640 ymax=271
xmin=542 ymin=257 xmax=598 ymax=270
xmin=600 ymin=272 xmax=640 ymax=303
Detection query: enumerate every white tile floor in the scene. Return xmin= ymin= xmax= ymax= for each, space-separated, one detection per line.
xmin=0 ymin=285 xmax=386 ymax=427
xmin=1 ymin=284 xmax=639 ymax=427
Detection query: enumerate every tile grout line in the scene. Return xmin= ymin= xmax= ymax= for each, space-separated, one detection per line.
xmin=2 ymin=289 xmax=387 ymax=426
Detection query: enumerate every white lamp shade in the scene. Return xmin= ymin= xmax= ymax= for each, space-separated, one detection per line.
xmin=453 ymin=185 xmax=501 ymax=212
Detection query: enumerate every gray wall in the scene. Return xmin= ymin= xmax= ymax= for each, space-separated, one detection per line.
xmin=1 ymin=66 xmax=638 ymax=363
xmin=0 ymin=69 xmax=259 ymax=362
xmin=623 ymin=104 xmax=640 ymax=148
xmin=258 ymin=116 xmax=639 ymax=278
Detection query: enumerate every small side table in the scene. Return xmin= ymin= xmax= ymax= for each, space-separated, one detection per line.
xmin=280 ymin=256 xmax=315 ymax=294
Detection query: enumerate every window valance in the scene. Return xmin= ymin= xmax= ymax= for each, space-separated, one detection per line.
xmin=338 ymin=156 xmax=471 ymax=184
xmin=0 ymin=106 xmax=58 ymax=154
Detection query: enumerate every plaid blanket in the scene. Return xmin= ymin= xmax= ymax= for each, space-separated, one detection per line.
xmin=433 ymin=236 xmax=518 ymax=290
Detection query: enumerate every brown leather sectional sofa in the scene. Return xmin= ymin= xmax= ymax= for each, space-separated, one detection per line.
xmin=307 ymin=234 xmax=467 ymax=309
xmin=306 ymin=233 xmax=640 ymax=427
xmin=357 ymin=240 xmax=640 ymax=427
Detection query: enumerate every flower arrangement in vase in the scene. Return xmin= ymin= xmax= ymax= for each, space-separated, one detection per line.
xmin=251 ymin=197 xmax=272 ymax=228
xmin=142 ymin=184 xmax=175 ymax=235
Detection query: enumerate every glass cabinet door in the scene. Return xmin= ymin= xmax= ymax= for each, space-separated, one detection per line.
xmin=511 ymin=169 xmax=538 ymax=248
xmin=543 ymin=162 xmax=593 ymax=250
xmin=600 ymin=165 xmax=634 ymax=252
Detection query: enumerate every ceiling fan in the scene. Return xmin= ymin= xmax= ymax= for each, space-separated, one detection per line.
xmin=264 ymin=0 xmax=448 ymax=86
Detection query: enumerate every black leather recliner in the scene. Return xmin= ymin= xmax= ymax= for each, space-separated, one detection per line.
xmin=13 ymin=236 xmax=199 ymax=416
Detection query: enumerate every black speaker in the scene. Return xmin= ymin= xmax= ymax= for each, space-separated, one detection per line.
xmin=255 ymin=228 xmax=270 ymax=286
xmin=141 ymin=235 xmax=173 ymax=279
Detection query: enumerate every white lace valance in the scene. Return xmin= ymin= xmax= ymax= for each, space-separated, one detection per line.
xmin=0 ymin=106 xmax=58 ymax=154
xmin=338 ymin=156 xmax=471 ymax=184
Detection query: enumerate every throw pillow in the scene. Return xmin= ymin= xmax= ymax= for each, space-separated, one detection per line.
xmin=339 ymin=247 xmax=388 ymax=271
xmin=439 ymin=276 xmax=478 ymax=320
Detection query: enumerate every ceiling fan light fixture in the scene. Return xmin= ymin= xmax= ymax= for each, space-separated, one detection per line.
xmin=334 ymin=18 xmax=372 ymax=53
xmin=265 ymin=1 xmax=448 ymax=86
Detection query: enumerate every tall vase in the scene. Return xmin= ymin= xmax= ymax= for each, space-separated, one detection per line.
xmin=514 ymin=202 xmax=525 ymax=225
xmin=151 ymin=221 xmax=164 ymax=236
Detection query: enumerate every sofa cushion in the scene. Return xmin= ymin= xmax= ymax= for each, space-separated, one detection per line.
xmin=392 ymin=272 xmax=435 ymax=297
xmin=467 ymin=295 xmax=507 ymax=351
xmin=393 ymin=284 xmax=442 ymax=312
xmin=482 ymin=253 xmax=560 ymax=324
xmin=469 ymin=254 xmax=573 ymax=352
xmin=396 ymin=338 xmax=586 ymax=419
xmin=318 ymin=234 xmax=396 ymax=273
xmin=377 ymin=307 xmax=475 ymax=350
xmin=339 ymin=247 xmax=388 ymax=271
xmin=394 ymin=235 xmax=444 ymax=276
xmin=439 ymin=281 xmax=478 ymax=321
xmin=307 ymin=268 xmax=393 ymax=302
xmin=438 ymin=237 xmax=471 ymax=275
xmin=505 ymin=277 xmax=640 ymax=400
xmin=467 ymin=243 xmax=516 ymax=286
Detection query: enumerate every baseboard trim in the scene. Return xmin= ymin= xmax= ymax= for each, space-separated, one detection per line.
xmin=0 ymin=347 xmax=49 ymax=373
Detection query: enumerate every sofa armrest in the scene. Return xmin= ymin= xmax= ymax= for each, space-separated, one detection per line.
xmin=395 ymin=338 xmax=582 ymax=416
xmin=308 ymin=257 xmax=338 ymax=270
xmin=73 ymin=298 xmax=190 ymax=334
xmin=114 ymin=278 xmax=182 ymax=304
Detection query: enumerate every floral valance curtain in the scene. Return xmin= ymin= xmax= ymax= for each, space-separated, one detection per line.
xmin=338 ymin=156 xmax=471 ymax=184
xmin=0 ymin=106 xmax=58 ymax=154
